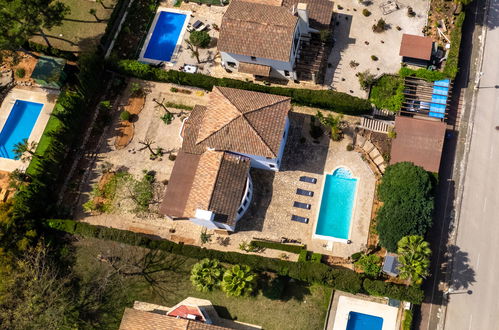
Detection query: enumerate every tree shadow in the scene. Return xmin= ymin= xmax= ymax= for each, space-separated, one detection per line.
xmin=446 ymin=245 xmax=476 ymax=291
xmin=279 ymin=279 xmax=311 ymax=302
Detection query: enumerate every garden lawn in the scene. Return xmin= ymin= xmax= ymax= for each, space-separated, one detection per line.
xmin=74 ymin=237 xmax=331 ymax=330
xmin=30 ymin=0 xmax=118 ymax=52
xmin=369 ymin=75 xmax=404 ymax=112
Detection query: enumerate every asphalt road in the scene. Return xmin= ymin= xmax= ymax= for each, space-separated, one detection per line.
xmin=444 ymin=0 xmax=499 ymax=328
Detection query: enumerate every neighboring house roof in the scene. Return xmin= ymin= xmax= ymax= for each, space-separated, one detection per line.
xmin=383 ymin=254 xmax=400 ymax=277
xmin=160 ymin=150 xmax=250 ymax=225
xmin=218 ymin=0 xmax=298 ymax=62
xmin=119 ymin=308 xmax=228 ymax=330
xmin=390 ymin=116 xmax=446 ymax=173
xmin=182 ymin=87 xmax=291 ymax=158
xmin=399 ymin=34 xmax=433 ymax=61
xmin=238 ymin=62 xmax=271 ymax=76
xmin=282 ymin=0 xmax=334 ymax=30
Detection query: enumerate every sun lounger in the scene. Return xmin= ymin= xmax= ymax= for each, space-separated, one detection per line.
xmin=293 ymin=201 xmax=311 ymax=210
xmin=296 ymin=188 xmax=314 ymax=197
xmin=291 ymin=215 xmax=309 ymax=224
xmin=299 ymin=176 xmax=317 ymax=184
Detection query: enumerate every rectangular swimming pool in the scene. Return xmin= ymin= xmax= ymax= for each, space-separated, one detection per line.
xmin=143 ymin=10 xmax=188 ymax=62
xmin=346 ymin=311 xmax=383 ymax=330
xmin=0 ymin=100 xmax=43 ymax=159
xmin=315 ymin=167 xmax=357 ymax=240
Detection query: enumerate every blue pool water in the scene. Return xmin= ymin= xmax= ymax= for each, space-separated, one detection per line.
xmin=143 ymin=11 xmax=187 ymax=62
xmin=315 ymin=167 xmax=357 ymax=239
xmin=346 ymin=312 xmax=383 ymax=330
xmin=0 ymin=100 xmax=43 ymax=159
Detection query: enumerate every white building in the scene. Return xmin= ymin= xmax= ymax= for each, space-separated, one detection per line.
xmin=160 ymin=87 xmax=292 ymax=231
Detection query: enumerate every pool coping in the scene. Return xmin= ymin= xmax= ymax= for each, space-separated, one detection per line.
xmin=332 ymin=295 xmax=399 ymax=330
xmin=138 ymin=7 xmax=192 ymax=65
xmin=0 ymin=87 xmax=59 ymax=172
xmin=312 ymin=165 xmax=359 ymax=243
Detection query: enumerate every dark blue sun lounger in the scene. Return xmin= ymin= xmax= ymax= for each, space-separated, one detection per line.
xmin=297 ymin=188 xmax=314 ymax=197
xmin=291 ymin=215 xmax=309 ymax=224
xmin=293 ymin=201 xmax=311 ymax=210
xmin=299 ymin=176 xmax=317 ymax=184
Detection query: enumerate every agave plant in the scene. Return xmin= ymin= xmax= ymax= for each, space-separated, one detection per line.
xmin=221 ymin=264 xmax=257 ymax=297
xmin=190 ymin=258 xmax=223 ymax=292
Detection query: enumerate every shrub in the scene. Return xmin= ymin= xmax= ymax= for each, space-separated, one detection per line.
xmin=376 ymin=162 xmax=435 ymax=251
xmin=351 ymin=252 xmax=363 ymax=262
xmin=250 ymin=241 xmax=305 ymax=254
xmin=358 ymin=70 xmax=376 ymax=91
xmin=168 ymin=154 xmax=176 ymax=161
xmin=371 ymin=55 xmax=378 ymax=61
xmin=369 ymin=75 xmax=404 ymax=111
xmin=403 ymin=310 xmax=413 ymax=330
xmin=320 ymin=29 xmax=332 ymax=43
xmin=443 ymin=12 xmax=465 ymax=79
xmin=363 ymin=279 xmax=424 ymax=304
xmin=346 ymin=144 xmax=354 ymax=151
xmin=190 ymin=258 xmax=223 ymax=292
xmin=109 ymin=60 xmax=372 ymax=115
xmin=15 ymin=68 xmax=26 ymax=78
xmin=311 ymin=253 xmax=322 ymax=263
xmin=407 ymin=7 xmax=416 ymax=17
xmin=362 ymin=9 xmax=371 ymax=16
xmin=399 ymin=67 xmax=447 ymax=81
xmin=161 ymin=113 xmax=173 ymax=124
xmin=372 ymin=18 xmax=386 ymax=33
xmin=298 ymin=249 xmax=309 ymax=262
xmin=221 ymin=264 xmax=257 ymax=297
xmin=120 ymin=110 xmax=131 ymax=121
xmin=355 ymin=254 xmax=382 ymax=277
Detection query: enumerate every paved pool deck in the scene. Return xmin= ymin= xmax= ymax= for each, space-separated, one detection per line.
xmin=0 ymin=87 xmax=58 ymax=172
xmin=329 ymin=294 xmax=399 ymax=330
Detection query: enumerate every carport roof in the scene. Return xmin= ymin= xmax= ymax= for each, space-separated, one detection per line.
xmin=390 ymin=116 xmax=446 ymax=173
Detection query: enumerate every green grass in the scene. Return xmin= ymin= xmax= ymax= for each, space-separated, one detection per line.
xmin=30 ymin=0 xmax=118 ymax=52
xmin=74 ymin=237 xmax=331 ymax=330
xmin=369 ymin=75 xmax=405 ymax=112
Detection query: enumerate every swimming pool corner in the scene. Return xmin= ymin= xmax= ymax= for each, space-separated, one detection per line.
xmin=138 ymin=7 xmax=193 ymax=66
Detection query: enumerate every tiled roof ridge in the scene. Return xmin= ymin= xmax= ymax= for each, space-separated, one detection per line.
xmin=225 ymin=9 xmax=296 ymax=28
xmin=216 ymin=87 xmax=290 ymax=157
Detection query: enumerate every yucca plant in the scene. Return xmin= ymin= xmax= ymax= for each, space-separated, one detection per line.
xmin=221 ymin=264 xmax=257 ymax=297
xmin=190 ymin=258 xmax=223 ymax=292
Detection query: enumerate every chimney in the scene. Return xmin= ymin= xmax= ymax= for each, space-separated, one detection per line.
xmin=296 ymin=3 xmax=309 ymax=34
xmin=297 ymin=3 xmax=309 ymax=25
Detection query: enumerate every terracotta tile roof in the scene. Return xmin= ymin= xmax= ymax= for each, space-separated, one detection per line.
xmin=399 ymin=34 xmax=433 ymax=61
xmin=119 ymin=308 xmax=188 ymax=330
xmin=159 ymin=151 xmax=200 ymax=217
xmin=238 ymin=62 xmax=271 ymax=76
xmin=218 ymin=0 xmax=298 ymax=62
xmin=183 ymin=87 xmax=291 ymax=158
xmin=184 ymin=151 xmax=225 ymax=217
xmin=119 ymin=308 xmax=229 ymax=330
xmin=210 ymin=153 xmax=251 ymax=224
xmin=282 ymin=0 xmax=334 ymax=30
xmin=241 ymin=0 xmax=283 ymax=5
xmin=168 ymin=305 xmax=205 ymax=321
xmin=160 ymin=151 xmax=250 ymax=225
xmin=390 ymin=116 xmax=446 ymax=173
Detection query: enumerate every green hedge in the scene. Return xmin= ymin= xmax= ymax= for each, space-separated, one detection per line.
xmin=402 ymin=309 xmax=413 ymax=330
xmin=443 ymin=12 xmax=465 ymax=79
xmin=108 ymin=60 xmax=372 ymax=115
xmin=363 ymin=279 xmax=424 ymax=304
xmin=250 ymin=241 xmax=305 ymax=254
xmin=25 ymin=41 xmax=77 ymax=61
xmin=369 ymin=75 xmax=405 ymax=111
xmin=399 ymin=67 xmax=448 ymax=82
xmin=47 ymin=219 xmax=424 ymax=303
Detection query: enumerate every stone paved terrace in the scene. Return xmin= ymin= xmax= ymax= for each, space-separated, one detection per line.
xmin=78 ymin=106 xmax=375 ymax=259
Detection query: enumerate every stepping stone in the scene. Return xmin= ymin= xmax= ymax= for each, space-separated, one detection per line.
xmin=356 ymin=135 xmax=366 ymax=147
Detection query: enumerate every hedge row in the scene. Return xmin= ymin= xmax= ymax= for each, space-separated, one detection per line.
xmin=108 ymin=59 xmax=372 ymax=115
xmin=363 ymin=279 xmax=424 ymax=304
xmin=399 ymin=67 xmax=448 ymax=82
xmin=47 ymin=219 xmax=424 ymax=303
xmin=25 ymin=41 xmax=78 ymax=61
xmin=443 ymin=12 xmax=466 ymax=79
xmin=250 ymin=240 xmax=305 ymax=254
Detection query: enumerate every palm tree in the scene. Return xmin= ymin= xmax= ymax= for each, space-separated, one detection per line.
xmin=13 ymin=139 xmax=38 ymax=162
xmin=397 ymin=235 xmax=432 ymax=285
xmin=8 ymin=169 xmax=31 ymax=189
xmin=221 ymin=264 xmax=257 ymax=297
xmin=316 ymin=111 xmax=344 ymax=141
xmin=190 ymin=258 xmax=223 ymax=292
